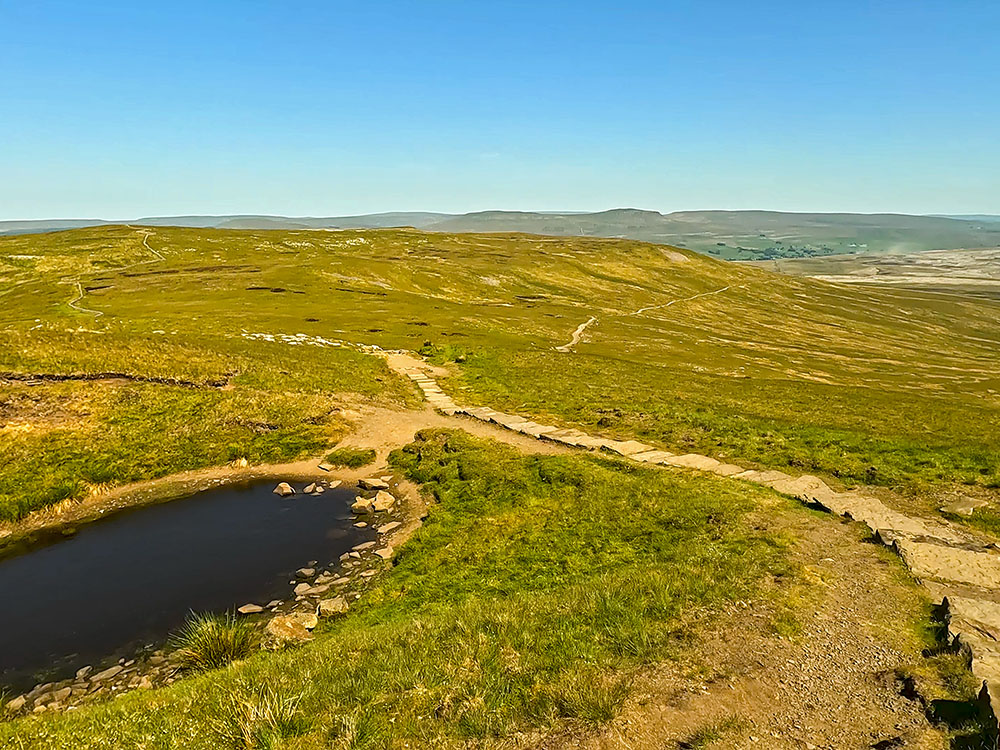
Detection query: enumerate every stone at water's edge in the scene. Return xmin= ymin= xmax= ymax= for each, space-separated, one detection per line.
xmin=359 ymin=478 xmax=389 ymax=491
xmin=6 ymin=695 xmax=26 ymax=713
xmin=318 ymin=596 xmax=349 ymax=617
xmin=273 ymin=482 xmax=295 ymax=497
xmin=372 ymin=490 xmax=396 ymax=511
xmin=264 ymin=615 xmax=313 ymax=649
xmin=237 ymin=603 xmax=263 ymax=614
xmin=303 ymin=483 xmax=317 ymax=494
xmin=351 ymin=496 xmax=374 ymax=513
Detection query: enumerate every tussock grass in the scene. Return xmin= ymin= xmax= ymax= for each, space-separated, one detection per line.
xmin=170 ymin=613 xmax=260 ymax=672
xmin=209 ymin=682 xmax=306 ymax=750
xmin=323 ymin=447 xmax=376 ymax=469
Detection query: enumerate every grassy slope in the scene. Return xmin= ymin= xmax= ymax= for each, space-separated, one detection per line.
xmin=1 ymin=430 xmax=796 ymax=748
xmin=2 ymin=225 xmax=999 ymax=521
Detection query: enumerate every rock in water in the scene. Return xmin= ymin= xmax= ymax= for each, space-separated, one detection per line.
xmin=303 ymin=483 xmax=317 ymax=494
xmin=264 ymin=615 xmax=313 ymax=649
xmin=237 ymin=603 xmax=264 ymax=614
xmin=372 ymin=490 xmax=396 ymax=511
xmin=351 ymin=496 xmax=374 ymax=514
xmin=273 ymin=482 xmax=295 ymax=497
xmin=317 ymin=596 xmax=349 ymax=617
xmin=296 ymin=567 xmax=315 ymax=578
xmin=358 ymin=478 xmax=389 ymax=491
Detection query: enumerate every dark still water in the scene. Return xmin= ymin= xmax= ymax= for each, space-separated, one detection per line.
xmin=0 ymin=480 xmax=371 ymax=690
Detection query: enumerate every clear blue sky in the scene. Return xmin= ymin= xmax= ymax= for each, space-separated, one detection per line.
xmin=2 ymin=0 xmax=998 ymax=219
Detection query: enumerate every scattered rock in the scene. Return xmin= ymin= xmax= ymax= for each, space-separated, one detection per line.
xmin=360 ymin=570 xmax=377 ymax=577
xmin=375 ymin=546 xmax=394 ymax=560
xmin=273 ymin=482 xmax=295 ymax=497
xmin=293 ymin=582 xmax=312 ymax=596
xmin=52 ymin=687 xmax=72 ymax=703
xmin=264 ymin=615 xmax=313 ymax=648
xmin=137 ymin=676 xmax=153 ymax=690
xmin=75 ymin=665 xmax=92 ymax=680
xmin=90 ymin=665 xmax=124 ymax=683
xmin=296 ymin=567 xmax=315 ymax=578
xmin=332 ymin=576 xmax=351 ymax=586
xmin=328 ymin=480 xmax=342 ymax=489
xmin=317 ymin=462 xmax=334 ymax=472
xmin=6 ymin=695 xmax=25 ymax=713
xmin=354 ymin=521 xmax=368 ymax=528
xmin=377 ymin=521 xmax=401 ymax=534
xmin=237 ymin=603 xmax=264 ymax=614
xmin=303 ymin=483 xmax=317 ymax=494
xmin=372 ymin=490 xmax=396 ymax=511
xmin=289 ymin=612 xmax=319 ymax=630
xmin=351 ymin=496 xmax=374 ymax=513
xmin=358 ymin=478 xmax=389 ymax=491
xmin=317 ymin=596 xmax=349 ymax=617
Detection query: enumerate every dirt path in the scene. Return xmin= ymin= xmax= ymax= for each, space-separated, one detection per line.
xmin=628 ymin=284 xmax=733 ymax=316
xmin=556 ymin=316 xmax=598 ymax=352
xmin=64 ymin=228 xmax=164 ymax=318
xmin=383 ymin=352 xmax=1000 ymax=739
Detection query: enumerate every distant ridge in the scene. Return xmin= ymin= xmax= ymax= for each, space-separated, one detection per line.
xmin=4 ymin=209 xmax=1000 ymax=260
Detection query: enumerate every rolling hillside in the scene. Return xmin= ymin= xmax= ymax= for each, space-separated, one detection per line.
xmin=5 ymin=210 xmax=1000 ymax=260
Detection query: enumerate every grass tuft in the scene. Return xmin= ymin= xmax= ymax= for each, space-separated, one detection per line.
xmin=169 ymin=612 xmax=260 ymax=672
xmin=323 ymin=446 xmax=377 ymax=469
xmin=209 ymin=682 xmax=307 ymax=750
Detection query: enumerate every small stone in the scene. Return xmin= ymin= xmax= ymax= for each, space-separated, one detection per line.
xmin=238 ymin=603 xmax=264 ymax=614
xmin=52 ymin=687 xmax=72 ymax=702
xmin=372 ymin=490 xmax=396 ymax=512
xmin=354 ymin=521 xmax=368 ymax=528
xmin=5 ymin=695 xmax=26 ymax=713
xmin=332 ymin=576 xmax=351 ymax=586
xmin=358 ymin=478 xmax=389 ymax=491
xmin=375 ymin=546 xmax=394 ymax=560
xmin=351 ymin=496 xmax=373 ymax=514
xmin=315 ymin=486 xmax=325 ymax=493
xmin=273 ymin=482 xmax=295 ymax=497
xmin=90 ymin=665 xmax=124 ymax=682
xmin=360 ymin=570 xmax=377 ymax=577
xmin=296 ymin=567 xmax=315 ymax=578
xmin=353 ymin=541 xmax=376 ymax=551
xmin=293 ymin=582 xmax=312 ymax=596
xmin=318 ymin=462 xmax=334 ymax=472
xmin=137 ymin=676 xmax=153 ymax=690
xmin=75 ymin=666 xmax=92 ymax=680
xmin=349 ymin=551 xmax=361 ymax=560
xmin=327 ymin=480 xmax=342 ymax=489
xmin=146 ymin=656 xmax=166 ymax=667
xmin=377 ymin=521 xmax=401 ymax=534
xmin=303 ymin=483 xmax=317 ymax=494
xmin=317 ymin=596 xmax=349 ymax=617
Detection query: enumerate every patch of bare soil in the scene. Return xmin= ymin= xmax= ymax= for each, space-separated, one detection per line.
xmin=527 ymin=515 xmax=953 ymax=750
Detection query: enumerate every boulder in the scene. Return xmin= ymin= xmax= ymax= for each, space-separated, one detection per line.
xmin=317 ymin=596 xmax=349 ymax=617
xmin=296 ymin=567 xmax=315 ymax=578
xmin=52 ymin=687 xmax=72 ymax=703
xmin=291 ymin=612 xmax=319 ymax=630
xmin=75 ymin=665 xmax=92 ymax=680
xmin=358 ymin=478 xmax=389 ymax=491
xmin=372 ymin=491 xmax=396 ymax=512
xmin=5 ymin=695 xmax=26 ymax=713
xmin=264 ymin=615 xmax=313 ymax=649
xmin=293 ymin=582 xmax=312 ymax=596
xmin=375 ymin=546 xmax=394 ymax=560
xmin=273 ymin=482 xmax=295 ymax=497
xmin=237 ymin=603 xmax=264 ymax=614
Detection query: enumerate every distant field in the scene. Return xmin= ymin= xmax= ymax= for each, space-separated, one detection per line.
xmin=2 ymin=225 xmax=999 ymax=523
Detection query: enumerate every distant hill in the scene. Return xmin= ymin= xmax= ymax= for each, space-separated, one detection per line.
xmin=4 ymin=209 xmax=1000 ymax=259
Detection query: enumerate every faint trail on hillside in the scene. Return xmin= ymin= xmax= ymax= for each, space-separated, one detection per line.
xmin=556 ymin=316 xmax=597 ymax=352
xmin=628 ymin=284 xmax=732 ymax=316
xmin=64 ymin=229 xmax=164 ymax=317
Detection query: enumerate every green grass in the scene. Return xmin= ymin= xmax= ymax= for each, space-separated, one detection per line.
xmin=323 ymin=446 xmax=377 ymax=469
xmin=3 ymin=225 xmax=999 ymax=522
xmin=170 ymin=613 xmax=261 ymax=672
xmin=0 ymin=429 xmax=795 ymax=748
